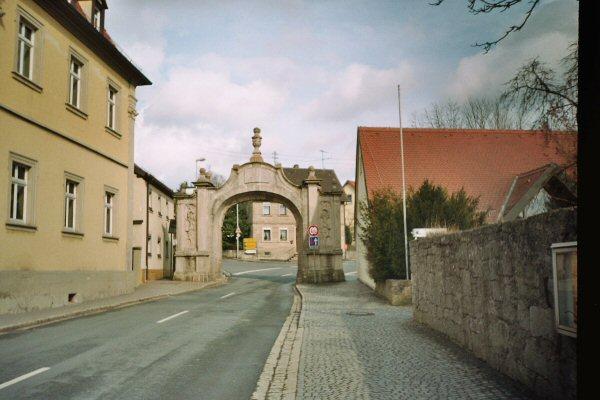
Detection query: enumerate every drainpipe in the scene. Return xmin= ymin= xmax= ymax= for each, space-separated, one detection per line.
xmin=145 ymin=181 xmax=149 ymax=282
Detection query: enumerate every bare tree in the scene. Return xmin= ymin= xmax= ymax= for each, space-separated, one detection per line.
xmin=415 ymin=95 xmax=526 ymax=129
xmin=430 ymin=0 xmax=541 ymax=53
xmin=502 ymin=43 xmax=578 ymax=131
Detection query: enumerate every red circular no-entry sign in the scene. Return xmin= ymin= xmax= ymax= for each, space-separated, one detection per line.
xmin=308 ymin=225 xmax=319 ymax=236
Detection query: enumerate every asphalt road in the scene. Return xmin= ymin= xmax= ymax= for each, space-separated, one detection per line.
xmin=0 ymin=260 xmax=357 ymax=400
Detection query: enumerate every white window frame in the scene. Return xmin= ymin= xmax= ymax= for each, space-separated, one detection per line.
xmin=92 ymin=8 xmax=101 ymax=31
xmin=64 ymin=180 xmax=77 ymax=230
xmin=7 ymin=153 xmax=37 ymax=227
xmin=69 ymin=56 xmax=82 ymax=108
xmin=104 ymin=190 xmax=115 ymax=236
xmin=280 ymin=228 xmax=288 ymax=241
xmin=10 ymin=162 xmax=29 ymax=222
xmin=107 ymin=85 xmax=117 ymax=130
xmin=262 ymin=202 xmax=271 ymax=216
xmin=263 ymin=228 xmax=272 ymax=242
xmin=279 ymin=204 xmax=287 ymax=215
xmin=17 ymin=19 xmax=35 ymax=79
xmin=551 ymin=242 xmax=577 ymax=338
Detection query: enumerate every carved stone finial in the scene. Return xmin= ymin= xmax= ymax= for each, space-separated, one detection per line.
xmin=250 ymin=127 xmax=264 ymax=163
xmin=307 ymin=165 xmax=317 ymax=180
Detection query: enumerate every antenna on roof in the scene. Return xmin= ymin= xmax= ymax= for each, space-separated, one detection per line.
xmin=319 ymin=149 xmax=332 ymax=169
xmin=272 ymin=151 xmax=279 ymax=165
xmin=398 ymin=84 xmax=410 ymax=280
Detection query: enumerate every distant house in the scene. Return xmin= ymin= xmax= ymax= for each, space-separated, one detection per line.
xmin=133 ymin=165 xmax=175 ymax=282
xmin=354 ymin=127 xmax=577 ymax=288
xmin=247 ymin=165 xmax=344 ymax=261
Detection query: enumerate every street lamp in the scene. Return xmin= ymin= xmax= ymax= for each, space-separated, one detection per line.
xmin=195 ymin=158 xmax=206 ymax=181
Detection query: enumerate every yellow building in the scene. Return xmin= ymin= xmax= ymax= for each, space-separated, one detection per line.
xmin=0 ymin=0 xmax=151 ymax=314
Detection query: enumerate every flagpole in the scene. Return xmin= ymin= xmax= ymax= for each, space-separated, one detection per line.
xmin=398 ymin=85 xmax=410 ymax=280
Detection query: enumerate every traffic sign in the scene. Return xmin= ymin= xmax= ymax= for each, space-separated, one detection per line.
xmin=309 ymin=236 xmax=319 ymax=249
xmin=308 ymin=225 xmax=319 ymax=236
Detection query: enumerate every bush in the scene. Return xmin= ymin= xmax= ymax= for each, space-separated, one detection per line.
xmin=358 ymin=188 xmax=407 ymax=281
xmin=359 ymin=181 xmax=486 ymax=283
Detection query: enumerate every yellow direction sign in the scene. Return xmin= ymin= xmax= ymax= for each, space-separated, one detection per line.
xmin=243 ymin=237 xmax=257 ymax=250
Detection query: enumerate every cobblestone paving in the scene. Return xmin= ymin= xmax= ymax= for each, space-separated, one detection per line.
xmin=297 ymin=281 xmax=536 ymax=400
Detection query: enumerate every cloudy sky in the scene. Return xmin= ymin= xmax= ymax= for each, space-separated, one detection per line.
xmin=105 ymin=0 xmax=578 ymax=188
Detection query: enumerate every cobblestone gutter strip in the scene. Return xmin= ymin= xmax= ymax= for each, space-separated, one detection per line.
xmin=251 ymin=286 xmax=303 ymax=400
xmin=0 ymin=277 xmax=228 ymax=334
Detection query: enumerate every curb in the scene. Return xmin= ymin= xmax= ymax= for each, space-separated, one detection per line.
xmin=0 ymin=278 xmax=228 ymax=335
xmin=251 ymin=284 xmax=304 ymax=400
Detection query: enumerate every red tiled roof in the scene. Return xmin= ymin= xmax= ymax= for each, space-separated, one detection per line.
xmin=503 ymin=164 xmax=556 ymax=214
xmin=357 ymin=127 xmax=577 ymax=221
xmin=344 ymin=180 xmax=356 ymax=188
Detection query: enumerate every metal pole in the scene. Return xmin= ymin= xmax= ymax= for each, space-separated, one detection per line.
xmin=236 ymin=203 xmax=240 ymax=259
xmin=398 ymin=85 xmax=410 ymax=280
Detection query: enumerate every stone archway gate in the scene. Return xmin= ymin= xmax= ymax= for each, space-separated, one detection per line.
xmin=173 ymin=128 xmax=346 ymax=284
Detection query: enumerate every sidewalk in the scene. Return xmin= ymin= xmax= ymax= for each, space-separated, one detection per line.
xmin=296 ymin=281 xmax=536 ymax=400
xmin=0 ymin=278 xmax=227 ymax=334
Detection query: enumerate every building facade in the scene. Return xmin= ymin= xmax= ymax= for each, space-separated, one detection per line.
xmin=251 ymin=201 xmax=297 ymax=260
xmin=0 ymin=0 xmax=150 ymax=314
xmin=133 ymin=165 xmax=175 ymax=282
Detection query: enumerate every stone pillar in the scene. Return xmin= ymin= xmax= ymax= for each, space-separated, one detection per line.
xmin=173 ymin=185 xmax=197 ymax=281
xmin=297 ymin=166 xmax=345 ymax=284
xmin=193 ymin=169 xmax=215 ymax=282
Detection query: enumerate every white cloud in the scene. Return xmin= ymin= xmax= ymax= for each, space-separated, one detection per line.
xmin=302 ymin=63 xmax=414 ymax=121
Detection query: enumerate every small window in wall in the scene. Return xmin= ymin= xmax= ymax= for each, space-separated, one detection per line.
xmin=8 ymin=153 xmax=37 ymax=227
xmin=158 ymin=195 xmax=162 ymax=216
xmin=69 ymin=56 xmax=83 ymax=109
xmin=262 ymin=202 xmax=271 ymax=216
xmin=107 ymin=85 xmax=117 ymax=130
xmin=17 ymin=19 xmax=36 ymax=80
xmin=263 ymin=228 xmax=271 ymax=241
xmin=147 ymin=233 xmax=152 ymax=256
xmin=348 ymin=194 xmax=352 ymax=203
xmin=64 ymin=180 xmax=78 ymax=230
xmin=552 ymin=242 xmax=577 ymax=337
xmin=92 ymin=7 xmax=102 ymax=31
xmin=104 ymin=191 xmax=115 ymax=235
xmin=279 ymin=204 xmax=287 ymax=215
xmin=10 ymin=161 xmax=30 ymax=222
xmin=280 ymin=228 xmax=288 ymax=241
xmin=148 ymin=190 xmax=153 ymax=211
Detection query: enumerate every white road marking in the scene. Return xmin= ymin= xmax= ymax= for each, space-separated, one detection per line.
xmin=156 ymin=310 xmax=189 ymax=324
xmin=281 ymin=273 xmax=293 ymax=277
xmin=219 ymin=292 xmax=236 ymax=299
xmin=345 ymin=271 xmax=357 ymax=276
xmin=232 ymin=267 xmax=282 ymax=276
xmin=0 ymin=367 xmax=50 ymax=390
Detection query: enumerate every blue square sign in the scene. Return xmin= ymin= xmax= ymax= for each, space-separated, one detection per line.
xmin=309 ymin=236 xmax=319 ymax=249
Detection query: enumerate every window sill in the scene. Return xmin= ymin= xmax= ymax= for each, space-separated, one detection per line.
xmin=102 ymin=234 xmax=119 ymax=242
xmin=6 ymin=221 xmax=37 ymax=232
xmin=12 ymin=72 xmax=43 ymax=93
xmin=65 ymin=103 xmax=88 ymax=120
xmin=105 ymin=126 xmax=122 ymax=139
xmin=62 ymin=229 xmax=84 ymax=237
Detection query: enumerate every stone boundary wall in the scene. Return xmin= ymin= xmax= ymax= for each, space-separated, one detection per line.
xmin=410 ymin=207 xmax=577 ymax=400
xmin=0 ymin=270 xmax=136 ymax=314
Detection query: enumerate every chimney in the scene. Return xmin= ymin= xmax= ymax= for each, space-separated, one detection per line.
xmin=293 ymin=164 xmax=299 ymax=169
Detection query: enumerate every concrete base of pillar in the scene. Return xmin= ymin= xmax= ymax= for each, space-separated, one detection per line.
xmin=297 ymin=268 xmax=345 ymax=284
xmin=172 ymin=271 xmax=221 ymax=282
